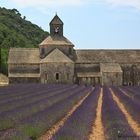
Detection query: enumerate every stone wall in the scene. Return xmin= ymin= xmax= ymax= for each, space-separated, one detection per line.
xmin=102 ymin=72 xmax=122 ymax=86
xmin=8 ymin=64 xmax=40 ymax=84
xmin=75 ymin=62 xmax=140 ymax=86
xmin=8 ymin=50 xmax=140 ymax=86
xmin=40 ymin=62 xmax=74 ymax=84
xmin=9 ymin=64 xmax=40 ymax=74
xmin=121 ymin=64 xmax=140 ymax=86
xmin=78 ymin=77 xmax=101 ymax=86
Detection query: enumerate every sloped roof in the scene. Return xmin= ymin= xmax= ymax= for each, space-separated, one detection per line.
xmin=40 ymin=48 xmax=74 ymax=63
xmin=76 ymin=66 xmax=100 ymax=73
xmin=39 ymin=35 xmax=74 ymax=46
xmin=50 ymin=14 xmax=63 ymax=25
xmin=76 ymin=50 xmax=140 ymax=63
xmin=8 ymin=48 xmax=40 ymax=64
xmin=77 ymin=72 xmax=101 ymax=77
xmin=100 ymin=63 xmax=122 ymax=73
xmin=9 ymin=73 xmax=40 ymax=78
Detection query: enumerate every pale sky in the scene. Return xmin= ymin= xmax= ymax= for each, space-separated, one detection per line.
xmin=1 ymin=0 xmax=140 ymax=49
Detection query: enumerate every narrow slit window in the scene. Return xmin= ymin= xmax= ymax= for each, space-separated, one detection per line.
xmin=45 ymin=73 xmax=47 ymax=80
xmin=56 ymin=73 xmax=59 ymax=80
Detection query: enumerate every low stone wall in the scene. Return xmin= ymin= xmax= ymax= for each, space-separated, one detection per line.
xmin=0 ymin=73 xmax=9 ymax=86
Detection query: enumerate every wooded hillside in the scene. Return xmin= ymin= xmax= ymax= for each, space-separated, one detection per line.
xmin=0 ymin=7 xmax=49 ymax=74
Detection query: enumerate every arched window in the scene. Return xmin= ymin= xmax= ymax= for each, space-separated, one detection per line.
xmin=55 ymin=73 xmax=60 ymax=81
xmin=128 ymin=81 xmax=132 ymax=86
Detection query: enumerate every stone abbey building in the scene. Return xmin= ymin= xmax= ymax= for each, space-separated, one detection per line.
xmin=8 ymin=15 xmax=140 ymax=86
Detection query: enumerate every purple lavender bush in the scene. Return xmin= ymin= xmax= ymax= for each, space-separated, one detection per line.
xmin=102 ymin=86 xmax=137 ymax=140
xmin=51 ymin=86 xmax=100 ymax=140
xmin=112 ymin=86 xmax=140 ymax=124
xmin=0 ymin=85 xmax=84 ymax=130
xmin=0 ymin=85 xmax=76 ymax=112
xmin=120 ymin=86 xmax=140 ymax=104
xmin=0 ymin=85 xmax=92 ymax=140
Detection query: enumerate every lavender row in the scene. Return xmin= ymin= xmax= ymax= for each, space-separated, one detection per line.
xmin=102 ymin=86 xmax=137 ymax=140
xmin=0 ymin=84 xmax=71 ymax=102
xmin=0 ymin=83 xmax=68 ymax=95
xmin=120 ymin=86 xmax=140 ymax=103
xmin=0 ymin=86 xmax=62 ymax=104
xmin=0 ymin=86 xmax=85 ymax=130
xmin=0 ymin=84 xmax=72 ymax=104
xmin=2 ymin=86 xmax=92 ymax=140
xmin=112 ymin=87 xmax=140 ymax=124
xmin=0 ymin=84 xmax=48 ymax=96
xmin=0 ymin=85 xmax=76 ymax=112
xmin=51 ymin=86 xmax=100 ymax=140
xmin=132 ymin=86 xmax=140 ymax=94
xmin=0 ymin=84 xmax=56 ymax=100
xmin=0 ymin=84 xmax=33 ymax=93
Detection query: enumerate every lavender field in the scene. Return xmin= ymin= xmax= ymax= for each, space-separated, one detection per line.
xmin=0 ymin=84 xmax=140 ymax=140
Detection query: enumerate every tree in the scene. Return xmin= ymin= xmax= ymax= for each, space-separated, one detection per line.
xmin=23 ymin=16 xmax=26 ymax=20
xmin=0 ymin=7 xmax=49 ymax=75
xmin=11 ymin=8 xmax=19 ymax=14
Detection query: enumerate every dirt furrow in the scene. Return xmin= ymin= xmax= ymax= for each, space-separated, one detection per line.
xmin=38 ymin=92 xmax=91 ymax=140
xmin=89 ymin=88 xmax=104 ymax=140
xmin=110 ymin=88 xmax=140 ymax=137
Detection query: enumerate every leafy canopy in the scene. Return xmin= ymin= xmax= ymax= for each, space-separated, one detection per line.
xmin=0 ymin=7 xmax=49 ymax=74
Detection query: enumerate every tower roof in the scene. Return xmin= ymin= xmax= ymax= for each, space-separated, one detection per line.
xmin=39 ymin=35 xmax=74 ymax=46
xmin=50 ymin=14 xmax=63 ymax=25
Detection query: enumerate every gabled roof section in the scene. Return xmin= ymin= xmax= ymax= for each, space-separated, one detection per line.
xmin=8 ymin=48 xmax=40 ymax=64
xmin=50 ymin=14 xmax=63 ymax=25
xmin=100 ymin=63 xmax=122 ymax=73
xmin=40 ymin=48 xmax=74 ymax=63
xmin=77 ymin=72 xmax=101 ymax=77
xmin=76 ymin=66 xmax=100 ymax=73
xmin=9 ymin=73 xmax=40 ymax=78
xmin=76 ymin=50 xmax=140 ymax=63
xmin=39 ymin=35 xmax=74 ymax=46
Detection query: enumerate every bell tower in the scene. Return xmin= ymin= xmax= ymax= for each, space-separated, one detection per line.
xmin=40 ymin=14 xmax=75 ymax=60
xmin=50 ymin=14 xmax=63 ymax=36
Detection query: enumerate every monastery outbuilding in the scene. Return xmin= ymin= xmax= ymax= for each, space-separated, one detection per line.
xmin=8 ymin=14 xmax=140 ymax=86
